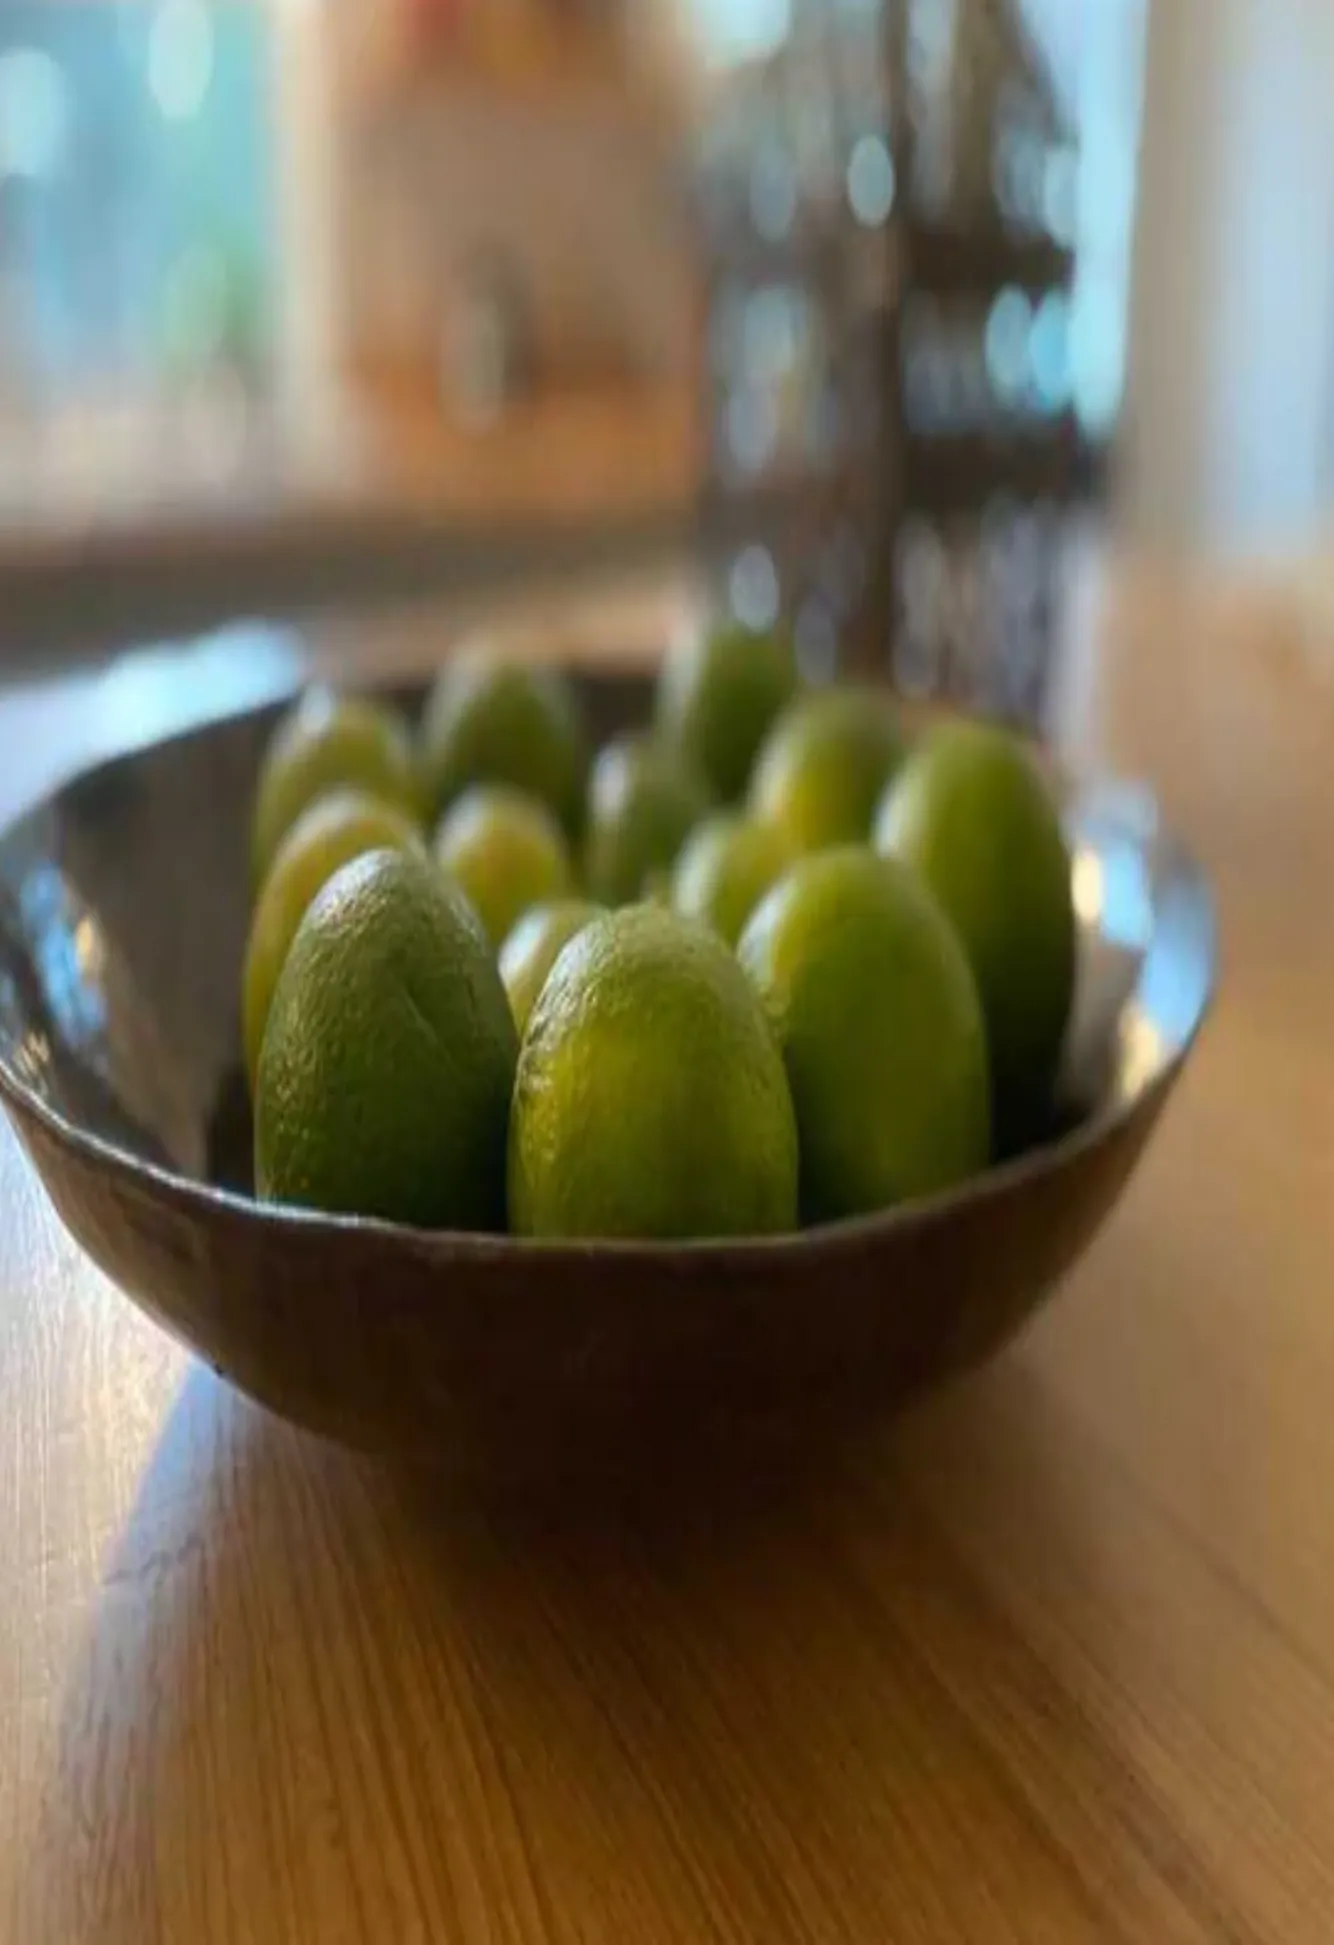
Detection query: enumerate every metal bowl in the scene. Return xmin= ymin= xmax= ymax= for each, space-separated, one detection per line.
xmin=0 ymin=676 xmax=1214 ymax=1484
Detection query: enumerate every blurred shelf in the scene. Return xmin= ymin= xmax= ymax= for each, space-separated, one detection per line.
xmin=0 ymin=381 xmax=702 ymax=668
xmin=906 ymin=219 xmax=1074 ymax=296
xmin=359 ymin=377 xmax=699 ymax=521
xmin=902 ymin=421 xmax=1104 ymax=516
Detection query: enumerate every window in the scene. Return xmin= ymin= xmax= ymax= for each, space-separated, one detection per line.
xmin=0 ymin=0 xmax=276 ymax=399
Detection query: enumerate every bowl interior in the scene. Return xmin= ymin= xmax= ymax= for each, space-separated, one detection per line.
xmin=0 ymin=675 xmax=1213 ymax=1219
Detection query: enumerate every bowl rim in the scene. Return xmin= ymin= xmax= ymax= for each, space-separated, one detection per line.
xmin=0 ymin=1024 xmax=1203 ymax=1273
xmin=0 ymin=693 xmax=1218 ymax=1270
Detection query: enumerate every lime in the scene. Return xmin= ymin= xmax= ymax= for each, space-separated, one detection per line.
xmin=242 ymin=790 xmax=425 ymax=1091
xmin=420 ymin=655 xmax=589 ymax=836
xmin=434 ymin=786 xmax=574 ymax=948
xmin=875 ymin=720 xmax=1074 ymax=1143
xmin=655 ymin=621 xmax=798 ymax=802
xmin=584 ymin=737 xmax=712 ymax=906
xmin=739 ymin=848 xmax=990 ymax=1221
xmin=499 ymin=899 xmax=602 ymax=1034
xmin=672 ymin=813 xmax=792 ymax=948
xmin=750 ymin=687 xmax=904 ymax=854
xmin=510 ymin=905 xmax=798 ymax=1240
xmin=255 ymin=849 xmax=517 ymax=1229
xmin=252 ymin=688 xmax=420 ymax=888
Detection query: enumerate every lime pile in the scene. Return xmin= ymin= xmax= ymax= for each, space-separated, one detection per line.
xmin=434 ymin=785 xmax=573 ymax=946
xmin=655 ymin=620 xmax=797 ymax=802
xmin=243 ymin=788 xmax=425 ymax=1088
xmin=251 ymin=688 xmax=421 ymax=888
xmin=243 ymin=629 xmax=1075 ymax=1236
xmin=499 ymin=900 xmax=602 ymax=1034
xmin=421 ymin=652 xmax=589 ymax=837
xmin=672 ymin=813 xmax=791 ymax=948
xmin=255 ymin=850 xmax=515 ymax=1230
xmin=584 ymin=735 xmax=711 ymax=906
xmin=510 ymin=906 xmax=797 ymax=1241
xmin=751 ymin=686 xmax=903 ymax=854
xmin=875 ymin=721 xmax=1075 ymax=1145
xmin=739 ymin=850 xmax=989 ymax=1221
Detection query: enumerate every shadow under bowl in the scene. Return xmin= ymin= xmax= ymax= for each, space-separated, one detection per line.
xmin=0 ymin=675 xmax=1214 ymax=1485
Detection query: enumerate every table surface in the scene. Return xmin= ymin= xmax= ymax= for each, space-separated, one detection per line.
xmin=2 ymin=572 xmax=1333 ymax=1943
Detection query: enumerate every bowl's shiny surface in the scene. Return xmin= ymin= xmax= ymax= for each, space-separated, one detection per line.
xmin=0 ymin=677 xmax=1214 ymax=1480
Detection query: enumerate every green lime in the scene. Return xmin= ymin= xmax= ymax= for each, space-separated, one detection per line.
xmin=242 ymin=790 xmax=426 ymax=1091
xmin=434 ymin=785 xmax=575 ymax=948
xmin=672 ymin=813 xmax=792 ymax=948
xmin=420 ymin=655 xmax=590 ymax=836
xmin=750 ymin=687 xmax=904 ymax=854
xmin=499 ymin=898 xmax=602 ymax=1034
xmin=255 ymin=849 xmax=517 ymax=1229
xmin=875 ymin=720 xmax=1074 ymax=1143
xmin=739 ymin=848 xmax=990 ymax=1221
xmin=510 ymin=905 xmax=798 ymax=1240
xmin=584 ymin=737 xmax=712 ymax=906
xmin=251 ymin=688 xmax=421 ymax=888
xmin=655 ymin=621 xmax=799 ymax=802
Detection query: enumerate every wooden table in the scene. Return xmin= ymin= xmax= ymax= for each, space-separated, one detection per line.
xmin=2 ymin=571 xmax=1333 ymax=1942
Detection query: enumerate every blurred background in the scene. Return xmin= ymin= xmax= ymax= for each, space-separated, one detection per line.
xmin=1 ymin=0 xmax=1332 ymax=708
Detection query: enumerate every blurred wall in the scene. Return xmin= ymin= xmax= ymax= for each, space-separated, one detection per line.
xmin=338 ymin=80 xmax=691 ymax=386
xmin=1119 ymin=0 xmax=1334 ymax=559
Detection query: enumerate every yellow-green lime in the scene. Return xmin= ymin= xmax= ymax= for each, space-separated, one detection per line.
xmin=509 ymin=905 xmax=798 ymax=1241
xmin=655 ymin=621 xmax=798 ymax=802
xmin=672 ymin=813 xmax=792 ymax=948
xmin=739 ymin=848 xmax=990 ymax=1222
xmin=242 ymin=790 xmax=426 ymax=1091
xmin=875 ymin=720 xmax=1074 ymax=1143
xmin=251 ymin=688 xmax=421 ymax=888
xmin=434 ymin=785 xmax=574 ymax=947
xmin=750 ymin=687 xmax=904 ymax=854
xmin=499 ymin=899 xmax=602 ymax=1034
xmin=584 ymin=737 xmax=711 ymax=906
xmin=255 ymin=849 xmax=516 ymax=1229
xmin=420 ymin=655 xmax=589 ymax=836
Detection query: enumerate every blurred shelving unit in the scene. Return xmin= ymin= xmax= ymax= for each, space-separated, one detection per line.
xmin=693 ymin=0 xmax=1140 ymax=728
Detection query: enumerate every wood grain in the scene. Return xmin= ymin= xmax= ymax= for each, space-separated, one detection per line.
xmin=3 ymin=566 xmax=1334 ymax=1942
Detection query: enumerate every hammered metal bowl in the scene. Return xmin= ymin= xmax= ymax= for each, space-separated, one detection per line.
xmin=0 ymin=675 xmax=1213 ymax=1482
